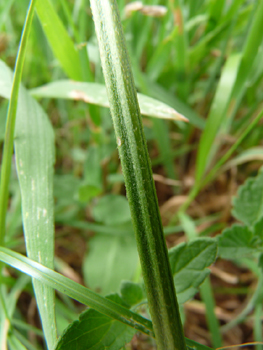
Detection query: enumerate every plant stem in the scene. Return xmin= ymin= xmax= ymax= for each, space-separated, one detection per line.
xmin=89 ymin=1 xmax=187 ymax=349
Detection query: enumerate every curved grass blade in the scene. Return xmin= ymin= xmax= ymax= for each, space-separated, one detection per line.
xmin=0 ymin=247 xmax=213 ymax=350
xmin=89 ymin=0 xmax=187 ymax=349
xmin=0 ymin=246 xmax=154 ymax=338
xmin=30 ymin=80 xmax=187 ymax=122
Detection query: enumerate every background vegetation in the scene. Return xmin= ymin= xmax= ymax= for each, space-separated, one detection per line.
xmin=0 ymin=0 xmax=263 ymax=349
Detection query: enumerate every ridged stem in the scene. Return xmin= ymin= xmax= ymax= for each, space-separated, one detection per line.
xmin=89 ymin=1 xmax=187 ymax=349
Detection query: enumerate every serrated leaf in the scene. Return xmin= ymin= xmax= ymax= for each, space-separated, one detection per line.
xmin=83 ymin=234 xmax=138 ymax=295
xmin=217 ymin=224 xmax=256 ymax=259
xmin=55 ymin=294 xmax=136 ymax=350
xmin=232 ymin=167 xmax=263 ymax=227
xmin=168 ymin=239 xmax=217 ymax=304
xmin=30 ymin=80 xmax=187 ymax=121
xmin=120 ymin=281 xmax=144 ymax=307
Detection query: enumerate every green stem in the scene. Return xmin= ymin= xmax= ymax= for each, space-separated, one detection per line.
xmin=89 ymin=1 xmax=186 ymax=349
xmin=0 ymin=0 xmax=36 ymax=244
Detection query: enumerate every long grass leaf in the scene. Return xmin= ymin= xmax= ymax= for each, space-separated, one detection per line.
xmin=196 ymin=53 xmax=240 ymax=182
xmin=222 ymin=1 xmax=263 ymax=133
xmin=0 ymin=59 xmax=57 ymax=349
xmin=0 ymin=0 xmax=36 ymax=243
xmin=30 ymin=80 xmax=187 ymax=121
xmin=35 ymin=0 xmax=82 ymax=80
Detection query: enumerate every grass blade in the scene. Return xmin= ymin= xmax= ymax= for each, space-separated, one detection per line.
xmin=35 ymin=0 xmax=82 ymax=80
xmin=30 ymin=80 xmax=187 ymax=121
xmin=0 ymin=0 xmax=36 ymax=243
xmin=0 ymin=59 xmax=57 ymax=348
xmin=200 ymin=277 xmax=222 ymax=348
xmin=89 ymin=0 xmax=187 ymax=349
xmin=14 ymin=85 xmax=57 ymax=349
xmin=196 ymin=53 xmax=240 ymax=182
xmin=0 ymin=247 xmax=213 ymax=350
xmin=0 ymin=246 xmax=154 ymax=338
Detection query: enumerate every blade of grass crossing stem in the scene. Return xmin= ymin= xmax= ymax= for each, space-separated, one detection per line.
xmin=196 ymin=53 xmax=241 ymax=182
xmin=35 ymin=0 xmax=82 ymax=81
xmin=0 ymin=246 xmax=154 ymax=337
xmin=200 ymin=277 xmax=222 ymax=348
xmin=0 ymin=247 xmax=213 ymax=350
xmin=89 ymin=1 xmax=187 ymax=349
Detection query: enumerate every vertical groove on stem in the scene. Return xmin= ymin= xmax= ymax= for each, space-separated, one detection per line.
xmin=89 ymin=1 xmax=187 ymax=349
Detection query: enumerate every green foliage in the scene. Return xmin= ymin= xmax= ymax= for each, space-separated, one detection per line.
xmin=92 ymin=195 xmax=131 ymax=226
xmin=1 ymin=0 xmax=263 ymax=349
xmin=83 ymin=234 xmax=138 ymax=295
xmin=169 ymin=238 xmax=217 ymax=304
xmin=55 ymin=294 xmax=136 ymax=350
xmin=120 ymin=281 xmax=144 ymax=307
xmin=218 ymin=167 xmax=263 ymax=260
xmin=30 ymin=80 xmax=187 ymax=121
xmin=232 ymin=167 xmax=263 ymax=228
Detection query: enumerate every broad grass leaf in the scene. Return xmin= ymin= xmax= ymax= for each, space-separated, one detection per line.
xmin=232 ymin=167 xmax=263 ymax=227
xmin=83 ymin=234 xmax=138 ymax=295
xmin=168 ymin=238 xmax=217 ymax=304
xmin=30 ymin=80 xmax=187 ymax=121
xmin=35 ymin=0 xmax=82 ymax=80
xmin=55 ymin=294 xmax=136 ymax=350
xmin=217 ymin=224 xmax=255 ymax=260
xmin=0 ymin=59 xmax=57 ymax=347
